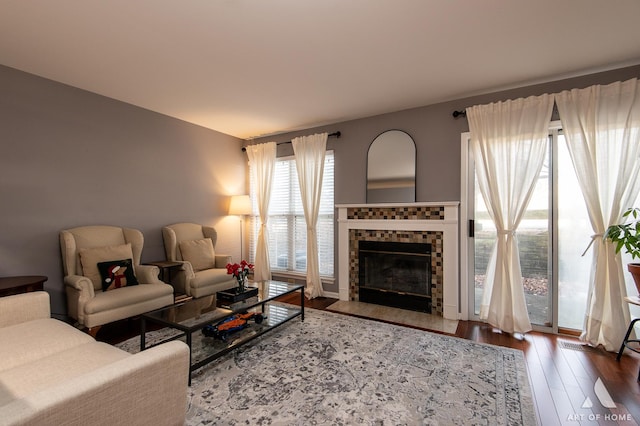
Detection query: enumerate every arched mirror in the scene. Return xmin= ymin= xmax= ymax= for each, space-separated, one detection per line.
xmin=367 ymin=130 xmax=416 ymax=203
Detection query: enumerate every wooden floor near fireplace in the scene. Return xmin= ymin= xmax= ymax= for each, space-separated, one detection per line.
xmin=98 ymin=293 xmax=640 ymax=425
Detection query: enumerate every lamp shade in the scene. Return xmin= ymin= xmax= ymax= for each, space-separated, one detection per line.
xmin=229 ymin=195 xmax=252 ymax=215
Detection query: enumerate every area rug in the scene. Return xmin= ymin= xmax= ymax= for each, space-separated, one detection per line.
xmin=117 ymin=307 xmax=537 ymax=425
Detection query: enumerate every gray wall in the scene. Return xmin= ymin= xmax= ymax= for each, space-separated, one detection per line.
xmin=3 ymin=62 xmax=638 ymax=309
xmin=249 ymin=64 xmax=640 ymax=294
xmin=0 ymin=65 xmax=246 ymax=315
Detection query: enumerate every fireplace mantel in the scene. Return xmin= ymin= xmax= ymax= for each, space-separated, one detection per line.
xmin=336 ymin=202 xmax=459 ymax=320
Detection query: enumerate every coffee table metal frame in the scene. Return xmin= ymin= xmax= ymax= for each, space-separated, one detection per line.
xmin=140 ymin=281 xmax=304 ymax=384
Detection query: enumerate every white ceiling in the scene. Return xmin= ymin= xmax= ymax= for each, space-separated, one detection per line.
xmin=1 ymin=1 xmax=640 ymax=140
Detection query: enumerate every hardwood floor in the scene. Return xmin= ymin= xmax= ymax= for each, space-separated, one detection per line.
xmin=456 ymin=321 xmax=640 ymax=425
xmin=98 ymin=294 xmax=640 ymax=425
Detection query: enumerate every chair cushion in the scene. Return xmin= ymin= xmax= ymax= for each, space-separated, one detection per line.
xmin=191 ymin=268 xmax=233 ymax=287
xmin=97 ymin=258 xmax=139 ymax=291
xmin=189 ymin=268 xmax=237 ymax=298
xmin=79 ymin=243 xmax=134 ymax=290
xmin=179 ymin=238 xmax=215 ymax=272
xmin=84 ymin=283 xmax=174 ymax=315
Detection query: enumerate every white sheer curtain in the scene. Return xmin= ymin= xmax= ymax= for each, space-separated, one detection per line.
xmin=292 ymin=132 xmax=328 ymax=299
xmin=556 ymin=78 xmax=640 ymax=351
xmin=467 ymin=94 xmax=554 ymax=334
xmin=246 ymin=142 xmax=276 ymax=282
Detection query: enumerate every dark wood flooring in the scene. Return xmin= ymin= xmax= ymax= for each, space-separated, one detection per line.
xmin=98 ymin=295 xmax=640 ymax=425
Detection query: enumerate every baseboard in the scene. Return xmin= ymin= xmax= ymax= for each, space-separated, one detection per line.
xmin=321 ymin=291 xmax=339 ymax=300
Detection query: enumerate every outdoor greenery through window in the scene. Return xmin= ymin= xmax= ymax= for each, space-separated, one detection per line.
xmin=248 ymin=152 xmax=334 ymax=278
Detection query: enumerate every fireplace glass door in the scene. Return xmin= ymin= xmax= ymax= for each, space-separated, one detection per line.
xmin=359 ymin=241 xmax=432 ymax=313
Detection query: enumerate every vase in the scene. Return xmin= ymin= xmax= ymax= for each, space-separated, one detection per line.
xmin=237 ymin=275 xmax=246 ymax=293
xmin=629 ymin=263 xmax=640 ymax=296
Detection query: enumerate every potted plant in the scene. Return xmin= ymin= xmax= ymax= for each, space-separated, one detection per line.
xmin=605 ymin=207 xmax=640 ymax=294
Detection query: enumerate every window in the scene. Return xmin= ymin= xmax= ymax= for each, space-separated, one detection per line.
xmin=249 ymin=151 xmax=334 ymax=278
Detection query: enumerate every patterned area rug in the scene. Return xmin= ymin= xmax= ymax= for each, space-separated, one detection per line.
xmin=117 ymin=308 xmax=537 ymax=425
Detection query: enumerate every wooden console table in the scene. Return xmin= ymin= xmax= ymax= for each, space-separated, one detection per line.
xmin=0 ymin=275 xmax=48 ymax=297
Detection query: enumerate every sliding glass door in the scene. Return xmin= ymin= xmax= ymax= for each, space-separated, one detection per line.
xmin=556 ymin=132 xmax=591 ymax=330
xmin=468 ymin=126 xmax=594 ymax=332
xmin=472 ymin=139 xmax=552 ymax=328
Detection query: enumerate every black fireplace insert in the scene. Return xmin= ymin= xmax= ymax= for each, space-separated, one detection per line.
xmin=358 ymin=240 xmax=432 ymax=313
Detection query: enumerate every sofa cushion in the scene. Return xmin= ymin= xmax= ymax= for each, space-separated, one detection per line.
xmin=179 ymin=238 xmax=215 ymax=272
xmin=0 ymin=341 xmax=129 ymax=407
xmin=0 ymin=318 xmax=94 ymax=373
xmin=0 ymin=340 xmax=190 ymax=426
xmin=97 ymin=258 xmax=139 ymax=291
xmin=79 ymin=243 xmax=134 ymax=291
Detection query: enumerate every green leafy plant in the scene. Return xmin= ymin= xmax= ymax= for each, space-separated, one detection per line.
xmin=605 ymin=208 xmax=640 ymax=260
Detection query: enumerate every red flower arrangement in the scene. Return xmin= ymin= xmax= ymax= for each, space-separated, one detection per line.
xmin=226 ymin=260 xmax=254 ymax=278
xmin=226 ymin=260 xmax=254 ymax=291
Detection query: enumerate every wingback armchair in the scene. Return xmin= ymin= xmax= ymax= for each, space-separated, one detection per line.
xmin=162 ymin=223 xmax=237 ymax=299
xmin=60 ymin=225 xmax=174 ymax=331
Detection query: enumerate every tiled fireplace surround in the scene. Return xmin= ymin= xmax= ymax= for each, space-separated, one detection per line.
xmin=337 ymin=202 xmax=459 ymax=320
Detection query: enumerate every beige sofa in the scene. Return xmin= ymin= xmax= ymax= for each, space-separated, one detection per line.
xmin=0 ymin=292 xmax=189 ymax=426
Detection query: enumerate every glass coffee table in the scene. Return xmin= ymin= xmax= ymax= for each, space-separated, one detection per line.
xmin=140 ymin=280 xmax=304 ymax=384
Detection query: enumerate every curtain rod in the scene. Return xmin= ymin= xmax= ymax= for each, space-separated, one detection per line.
xmin=242 ymin=131 xmax=341 ymax=152
xmin=453 ymin=101 xmax=561 ymax=119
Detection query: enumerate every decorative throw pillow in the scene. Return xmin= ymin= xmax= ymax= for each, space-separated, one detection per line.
xmin=79 ymin=243 xmax=135 ymax=290
xmin=179 ymin=238 xmax=216 ymax=272
xmin=97 ymin=259 xmax=139 ymax=292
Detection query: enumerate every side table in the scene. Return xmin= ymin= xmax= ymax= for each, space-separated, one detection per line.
xmin=0 ymin=275 xmax=48 ymax=297
xmin=145 ymin=261 xmax=190 ymax=304
xmin=145 ymin=260 xmax=182 ymax=284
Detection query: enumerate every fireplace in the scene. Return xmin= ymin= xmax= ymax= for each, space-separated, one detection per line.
xmin=337 ymin=202 xmax=459 ymax=319
xmin=358 ymin=241 xmax=432 ymax=313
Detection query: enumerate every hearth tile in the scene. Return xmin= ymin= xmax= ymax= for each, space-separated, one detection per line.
xmin=326 ymin=300 xmax=458 ymax=334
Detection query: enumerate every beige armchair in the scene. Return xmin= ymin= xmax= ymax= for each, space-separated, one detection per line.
xmin=60 ymin=225 xmax=174 ymax=331
xmin=162 ymin=223 xmax=237 ymax=299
